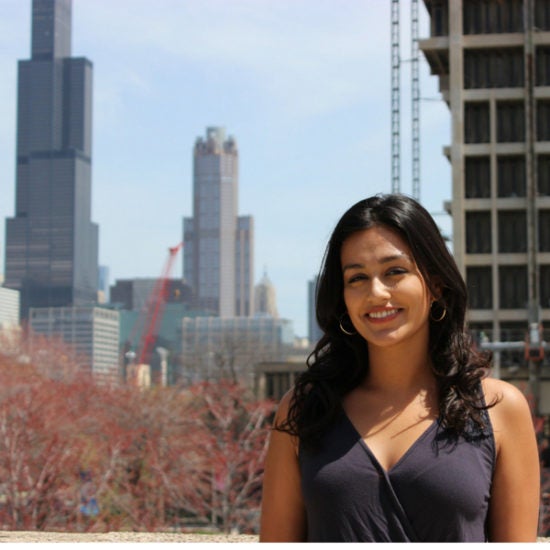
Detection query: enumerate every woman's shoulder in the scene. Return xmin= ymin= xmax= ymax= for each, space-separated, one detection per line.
xmin=481 ymin=376 xmax=531 ymax=413
xmin=481 ymin=376 xmax=534 ymax=448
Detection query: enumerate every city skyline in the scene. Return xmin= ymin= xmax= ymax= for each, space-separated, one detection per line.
xmin=0 ymin=1 xmax=451 ymax=336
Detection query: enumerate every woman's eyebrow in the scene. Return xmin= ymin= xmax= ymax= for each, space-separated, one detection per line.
xmin=342 ymin=253 xmax=411 ymax=273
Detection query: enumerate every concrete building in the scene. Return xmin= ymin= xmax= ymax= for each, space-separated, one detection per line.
xmin=180 ymin=316 xmax=294 ymax=386
xmin=254 ymin=270 xmax=278 ymax=318
xmin=420 ymin=1 xmax=550 ymax=398
xmin=29 ymin=306 xmax=119 ymax=382
xmin=183 ymin=127 xmax=254 ymax=317
xmin=0 ymin=287 xmax=20 ymax=329
xmin=4 ymin=0 xmax=98 ymax=319
xmin=254 ymin=359 xmax=306 ymax=401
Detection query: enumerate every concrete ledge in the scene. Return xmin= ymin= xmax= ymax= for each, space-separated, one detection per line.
xmin=0 ymin=531 xmax=259 ymax=543
xmin=0 ymin=531 xmax=548 ymax=543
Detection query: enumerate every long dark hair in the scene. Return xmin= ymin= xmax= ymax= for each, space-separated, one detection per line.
xmin=279 ymin=194 xmax=493 ymax=448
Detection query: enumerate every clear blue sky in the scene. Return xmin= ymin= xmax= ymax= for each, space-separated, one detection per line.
xmin=0 ymin=0 xmax=451 ymax=337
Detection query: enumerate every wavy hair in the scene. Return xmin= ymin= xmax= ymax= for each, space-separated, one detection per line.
xmin=278 ymin=194 xmax=493 ymax=448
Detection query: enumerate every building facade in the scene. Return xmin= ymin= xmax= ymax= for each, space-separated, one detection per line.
xmin=254 ymin=270 xmax=278 ymax=318
xmin=0 ymin=288 xmax=20 ymax=330
xmin=180 ymin=316 xmax=294 ymax=386
xmin=4 ymin=0 xmax=98 ymax=319
xmin=29 ymin=305 xmax=119 ymax=382
xmin=183 ymin=127 xmax=254 ymax=317
xmin=420 ymin=0 xmax=550 ymax=387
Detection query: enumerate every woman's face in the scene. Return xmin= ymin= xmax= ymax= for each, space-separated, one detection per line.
xmin=340 ymin=224 xmax=435 ymax=351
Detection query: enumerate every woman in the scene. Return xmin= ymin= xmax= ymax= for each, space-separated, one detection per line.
xmin=260 ymin=194 xmax=540 ymax=542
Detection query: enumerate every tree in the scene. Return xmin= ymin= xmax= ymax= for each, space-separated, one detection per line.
xmin=182 ymin=380 xmax=274 ymax=533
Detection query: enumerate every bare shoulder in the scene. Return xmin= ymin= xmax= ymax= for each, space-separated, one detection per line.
xmin=481 ymin=377 xmax=534 ymax=448
xmin=481 ymin=376 xmax=531 ymax=415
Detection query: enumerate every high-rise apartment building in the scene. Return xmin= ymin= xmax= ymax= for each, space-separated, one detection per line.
xmin=420 ymin=1 xmax=550 ymax=374
xmin=4 ymin=0 xmax=98 ymax=318
xmin=183 ymin=127 xmax=254 ymax=317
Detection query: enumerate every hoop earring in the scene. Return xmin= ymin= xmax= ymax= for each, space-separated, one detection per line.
xmin=339 ymin=313 xmax=357 ymax=336
xmin=430 ymin=301 xmax=447 ymax=322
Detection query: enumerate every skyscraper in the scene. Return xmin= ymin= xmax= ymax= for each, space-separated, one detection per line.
xmin=183 ymin=127 xmax=254 ymax=317
xmin=4 ymin=0 xmax=98 ymax=318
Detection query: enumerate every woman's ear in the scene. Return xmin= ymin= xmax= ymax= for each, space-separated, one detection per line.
xmin=429 ymin=276 xmax=444 ymax=302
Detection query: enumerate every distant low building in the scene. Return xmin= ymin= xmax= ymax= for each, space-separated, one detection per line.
xmin=29 ymin=306 xmax=120 ymax=383
xmin=110 ymin=278 xmax=192 ymax=311
xmin=180 ymin=316 xmax=294 ymax=387
xmin=0 ymin=287 xmax=20 ymax=329
xmin=254 ymin=359 xmax=307 ymax=401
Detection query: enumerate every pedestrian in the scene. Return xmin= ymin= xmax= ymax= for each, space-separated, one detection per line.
xmin=260 ymin=194 xmax=540 ymax=542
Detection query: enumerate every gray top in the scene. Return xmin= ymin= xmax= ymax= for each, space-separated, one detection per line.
xmin=299 ymin=409 xmax=495 ymax=542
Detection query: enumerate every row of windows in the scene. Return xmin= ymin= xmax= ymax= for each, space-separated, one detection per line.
xmin=467 ymin=265 xmax=550 ymax=309
xmin=465 ymin=100 xmax=550 ymax=144
xmin=465 ymin=155 xmax=550 ymax=198
xmin=465 ymin=209 xmax=550 ymax=253
xmin=428 ymin=0 xmax=550 ymax=37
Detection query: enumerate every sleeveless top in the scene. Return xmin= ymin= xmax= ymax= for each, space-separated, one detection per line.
xmin=299 ymin=408 xmax=496 ymax=542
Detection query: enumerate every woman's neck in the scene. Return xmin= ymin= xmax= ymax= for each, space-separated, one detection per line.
xmin=364 ymin=341 xmax=435 ymax=395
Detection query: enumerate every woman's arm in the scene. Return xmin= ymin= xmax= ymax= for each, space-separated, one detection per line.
xmin=259 ymin=391 xmax=307 ymax=542
xmin=484 ymin=378 xmax=540 ymax=542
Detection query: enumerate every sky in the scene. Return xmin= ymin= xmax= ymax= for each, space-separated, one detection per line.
xmin=0 ymin=0 xmax=451 ymax=337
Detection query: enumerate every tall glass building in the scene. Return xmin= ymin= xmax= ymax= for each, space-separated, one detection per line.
xmin=4 ymin=0 xmax=98 ymax=318
xmin=183 ymin=127 xmax=254 ymax=317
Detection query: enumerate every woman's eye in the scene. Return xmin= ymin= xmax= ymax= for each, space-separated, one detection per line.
xmin=347 ymin=274 xmax=366 ymax=284
xmin=387 ymin=268 xmax=407 ymax=276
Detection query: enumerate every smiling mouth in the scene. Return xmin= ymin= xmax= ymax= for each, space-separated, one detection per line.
xmin=367 ymin=308 xmax=400 ymax=320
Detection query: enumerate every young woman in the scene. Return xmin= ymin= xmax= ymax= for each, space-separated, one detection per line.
xmin=260 ymin=194 xmax=540 ymax=542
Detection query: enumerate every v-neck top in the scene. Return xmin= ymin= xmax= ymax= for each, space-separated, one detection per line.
xmin=299 ymin=409 xmax=495 ymax=542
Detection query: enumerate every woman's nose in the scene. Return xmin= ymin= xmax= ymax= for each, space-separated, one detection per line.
xmin=369 ymin=277 xmax=391 ymax=299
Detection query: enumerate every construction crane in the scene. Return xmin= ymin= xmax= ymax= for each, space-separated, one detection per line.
xmin=391 ymin=0 xmax=421 ymax=200
xmin=126 ymin=242 xmax=183 ymax=385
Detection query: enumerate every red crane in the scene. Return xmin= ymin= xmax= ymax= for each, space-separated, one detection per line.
xmin=132 ymin=242 xmax=183 ymax=368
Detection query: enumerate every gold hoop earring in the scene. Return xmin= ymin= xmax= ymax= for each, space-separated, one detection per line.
xmin=339 ymin=314 xmax=357 ymax=336
xmin=430 ymin=301 xmax=447 ymax=322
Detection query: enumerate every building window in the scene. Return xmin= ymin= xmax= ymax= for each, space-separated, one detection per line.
xmin=463 ymin=0 xmax=523 ymax=34
xmin=499 ymin=265 xmax=527 ymax=308
xmin=465 ymin=102 xmax=490 ymax=143
xmin=497 ymin=155 xmax=526 ymax=197
xmin=541 ymin=265 xmax=550 ymax=309
xmin=265 ymin=372 xmax=292 ymax=400
xmin=537 ymin=100 xmax=550 ymax=141
xmin=538 ymin=155 xmax=550 ymax=196
xmin=465 ymin=156 xmax=491 ymax=198
xmin=464 ymin=49 xmax=523 ymax=88
xmin=466 ymin=211 xmax=492 ymax=253
xmin=430 ymin=0 xmax=449 ymax=36
xmin=537 ymin=47 xmax=550 ymax=86
xmin=497 ymin=101 xmax=525 ymax=142
xmin=540 ymin=210 xmax=550 ymax=252
xmin=466 ymin=266 xmax=493 ymax=309
xmin=498 ymin=210 xmax=527 ymax=252
xmin=536 ymin=0 xmax=550 ymax=31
